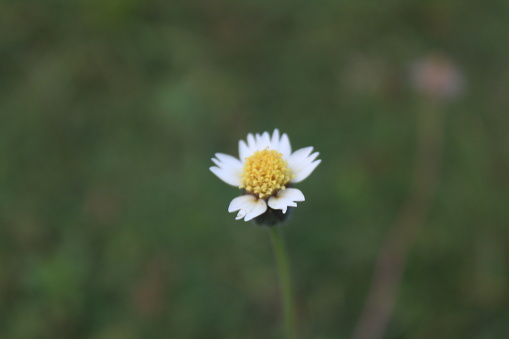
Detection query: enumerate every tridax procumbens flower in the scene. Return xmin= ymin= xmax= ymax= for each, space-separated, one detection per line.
xmin=210 ymin=129 xmax=321 ymax=225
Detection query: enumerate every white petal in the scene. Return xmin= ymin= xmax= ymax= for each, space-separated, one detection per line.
xmin=254 ymin=133 xmax=262 ymax=150
xmin=236 ymin=210 xmax=247 ymax=220
xmin=228 ymin=195 xmax=267 ymax=221
xmin=288 ymin=149 xmax=320 ymax=177
xmin=210 ymin=166 xmax=242 ymax=186
xmin=253 ymin=132 xmax=270 ymax=151
xmin=214 ymin=153 xmax=243 ymax=171
xmin=287 ymin=147 xmax=314 ymax=170
xmin=279 ymin=133 xmax=292 ymax=158
xmin=239 ymin=140 xmax=250 ymax=161
xmin=286 ymin=146 xmax=321 ymax=183
xmin=270 ymin=129 xmax=281 ymax=150
xmin=210 ymin=153 xmax=243 ymax=186
xmin=261 ymin=132 xmax=271 ymax=149
xmin=247 ymin=133 xmax=257 ymax=151
xmin=291 ymin=159 xmax=321 ymax=183
xmin=245 ymin=199 xmax=268 ymax=221
xmin=229 ymin=195 xmax=252 ymax=212
xmin=268 ymin=188 xmax=305 ymax=213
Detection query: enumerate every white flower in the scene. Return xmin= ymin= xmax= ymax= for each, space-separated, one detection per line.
xmin=210 ymin=129 xmax=321 ymax=222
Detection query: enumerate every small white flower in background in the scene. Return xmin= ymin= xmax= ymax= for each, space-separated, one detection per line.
xmin=210 ymin=129 xmax=321 ymax=225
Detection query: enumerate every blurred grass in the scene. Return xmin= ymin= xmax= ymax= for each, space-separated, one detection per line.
xmin=1 ymin=1 xmax=509 ymax=338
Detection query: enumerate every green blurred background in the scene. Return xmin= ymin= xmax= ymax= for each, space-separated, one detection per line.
xmin=1 ymin=1 xmax=508 ymax=338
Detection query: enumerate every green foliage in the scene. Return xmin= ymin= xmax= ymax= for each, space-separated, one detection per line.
xmin=1 ymin=1 xmax=508 ymax=338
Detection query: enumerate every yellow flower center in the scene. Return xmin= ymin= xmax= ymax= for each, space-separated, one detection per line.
xmin=241 ymin=148 xmax=292 ymax=199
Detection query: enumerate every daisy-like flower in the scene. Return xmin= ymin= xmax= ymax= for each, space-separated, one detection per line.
xmin=210 ymin=129 xmax=321 ymax=225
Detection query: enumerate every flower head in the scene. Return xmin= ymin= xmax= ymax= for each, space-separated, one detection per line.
xmin=410 ymin=53 xmax=464 ymax=101
xmin=210 ymin=129 xmax=321 ymax=225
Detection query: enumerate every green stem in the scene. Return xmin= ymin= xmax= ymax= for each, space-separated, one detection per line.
xmin=269 ymin=227 xmax=296 ymax=339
